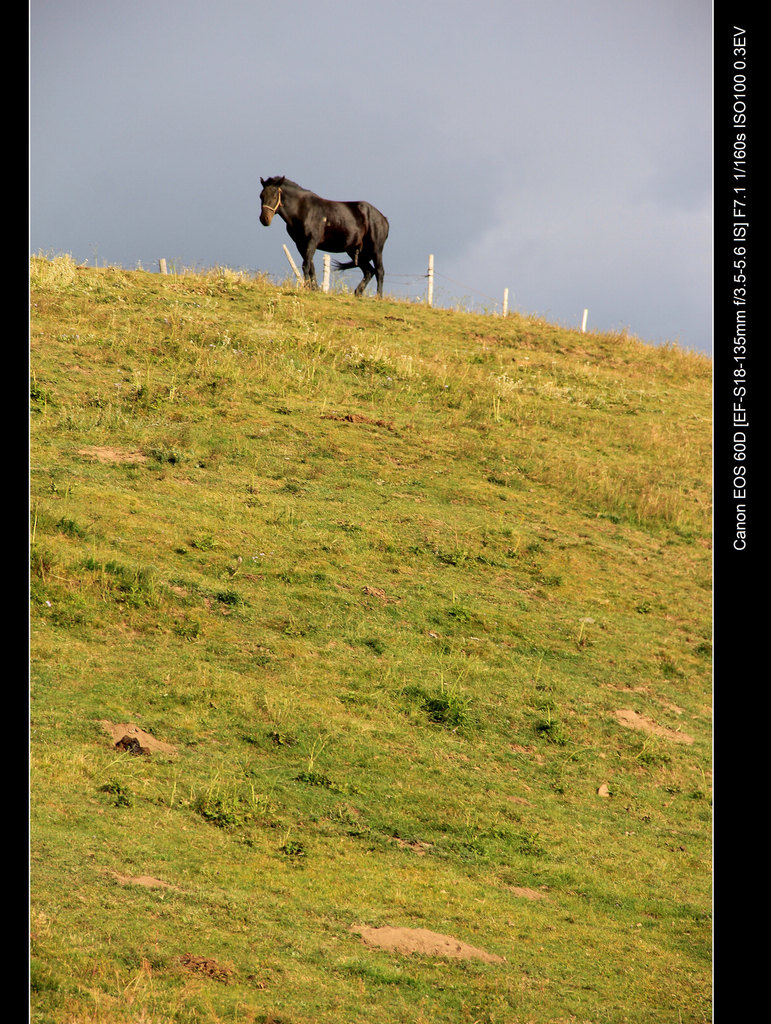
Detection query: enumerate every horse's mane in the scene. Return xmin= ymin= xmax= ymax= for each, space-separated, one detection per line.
xmin=263 ymin=176 xmax=306 ymax=192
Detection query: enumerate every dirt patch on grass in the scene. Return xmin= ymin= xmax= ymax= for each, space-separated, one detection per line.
xmin=613 ymin=708 xmax=694 ymax=745
xmin=78 ymin=446 xmax=147 ymax=464
xmin=322 ymin=412 xmax=396 ymax=431
xmin=362 ymin=585 xmax=399 ymax=603
xmin=351 ymin=925 xmax=505 ymax=963
xmin=506 ymin=886 xmax=548 ymax=901
xmin=392 ymin=837 xmax=434 ymax=856
xmin=99 ymin=720 xmax=177 ymax=755
xmin=111 ymin=871 xmax=176 ymax=890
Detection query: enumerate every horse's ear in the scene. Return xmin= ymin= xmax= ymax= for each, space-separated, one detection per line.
xmin=260 ymin=177 xmax=266 ymax=185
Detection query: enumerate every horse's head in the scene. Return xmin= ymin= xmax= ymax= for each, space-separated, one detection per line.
xmin=259 ymin=176 xmax=285 ymax=226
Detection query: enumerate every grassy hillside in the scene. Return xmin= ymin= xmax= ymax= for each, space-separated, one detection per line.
xmin=30 ymin=255 xmax=712 ymax=1024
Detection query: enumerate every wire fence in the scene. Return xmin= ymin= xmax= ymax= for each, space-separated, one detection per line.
xmin=157 ymin=251 xmax=589 ymax=330
xmin=275 ymin=248 xmax=513 ymax=316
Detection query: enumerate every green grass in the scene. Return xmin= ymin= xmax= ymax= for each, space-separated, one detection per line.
xmin=30 ymin=254 xmax=712 ymax=1023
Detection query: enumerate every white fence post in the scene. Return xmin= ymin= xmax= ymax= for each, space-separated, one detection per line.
xmin=322 ymin=254 xmax=331 ymax=293
xmin=282 ymin=244 xmax=303 ymax=284
xmin=427 ymin=254 xmax=434 ymax=307
xmin=581 ymin=309 xmax=589 ymax=333
xmin=502 ymin=288 xmax=509 ymax=317
xmin=159 ymin=258 xmax=168 ymax=275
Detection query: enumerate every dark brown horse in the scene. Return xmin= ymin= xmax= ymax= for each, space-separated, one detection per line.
xmin=259 ymin=176 xmax=389 ymax=297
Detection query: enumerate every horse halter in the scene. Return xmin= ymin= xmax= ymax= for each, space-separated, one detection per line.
xmin=262 ymin=188 xmax=282 ymax=215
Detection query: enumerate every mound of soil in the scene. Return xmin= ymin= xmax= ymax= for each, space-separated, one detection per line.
xmin=177 ymin=954 xmax=233 ymax=984
xmin=350 ymin=925 xmax=504 ymax=963
xmin=99 ymin=720 xmax=177 ymax=755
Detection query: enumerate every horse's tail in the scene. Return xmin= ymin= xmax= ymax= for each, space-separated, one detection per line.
xmin=332 ymin=259 xmax=356 ymax=272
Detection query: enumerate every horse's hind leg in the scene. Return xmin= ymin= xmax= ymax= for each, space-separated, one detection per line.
xmin=354 ymin=260 xmax=375 ymax=296
xmin=373 ymin=251 xmax=385 ymax=298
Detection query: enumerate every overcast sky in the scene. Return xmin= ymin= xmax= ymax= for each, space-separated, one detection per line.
xmin=30 ymin=0 xmax=712 ymax=353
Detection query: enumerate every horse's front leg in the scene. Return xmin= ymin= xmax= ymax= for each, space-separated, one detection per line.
xmin=301 ymin=240 xmax=318 ymax=290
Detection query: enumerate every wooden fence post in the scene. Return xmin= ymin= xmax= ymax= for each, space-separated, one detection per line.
xmin=322 ymin=254 xmax=331 ymax=293
xmin=159 ymin=258 xmax=168 ymax=275
xmin=581 ymin=309 xmax=588 ymax=333
xmin=427 ymin=254 xmax=434 ymax=307
xmin=502 ymin=288 xmax=509 ymax=317
xmin=282 ymin=244 xmax=302 ymax=284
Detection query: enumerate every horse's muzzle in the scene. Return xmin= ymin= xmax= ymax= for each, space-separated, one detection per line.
xmin=260 ymin=209 xmax=274 ymax=226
